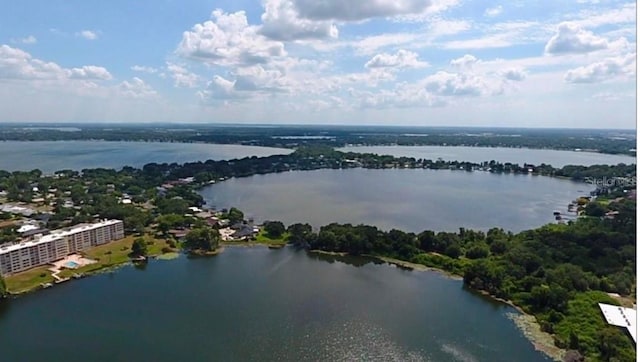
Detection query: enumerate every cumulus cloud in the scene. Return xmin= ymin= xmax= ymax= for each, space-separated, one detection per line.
xmin=166 ymin=63 xmax=199 ymax=88
xmin=501 ymin=68 xmax=526 ymax=81
xmin=484 ymin=6 xmax=503 ymax=17
xmin=199 ymin=65 xmax=291 ymax=102
xmin=292 ymin=0 xmax=434 ymax=21
xmin=177 ymin=9 xmax=286 ymax=67
xmin=199 ymin=75 xmax=248 ymax=101
xmin=450 ymin=54 xmax=478 ymax=69
xmin=424 ymin=71 xmax=489 ymax=96
xmin=260 ymin=0 xmax=339 ymax=40
xmin=0 ymin=45 xmax=111 ymax=81
xmin=69 ymin=65 xmax=113 ymax=80
xmin=365 ymin=50 xmax=429 ymax=69
xmin=76 ymin=30 xmax=98 ymax=40
xmin=118 ymin=77 xmax=157 ymax=98
xmin=564 ymin=53 xmax=636 ymax=83
xmin=544 ymin=22 xmax=608 ymax=54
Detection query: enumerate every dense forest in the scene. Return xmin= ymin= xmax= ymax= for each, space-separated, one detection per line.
xmin=0 ymin=124 xmax=635 ymax=155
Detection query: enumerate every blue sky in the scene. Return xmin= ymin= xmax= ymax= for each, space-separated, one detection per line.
xmin=0 ymin=0 xmax=636 ymax=128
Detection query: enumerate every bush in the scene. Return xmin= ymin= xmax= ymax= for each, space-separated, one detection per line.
xmin=161 ymin=247 xmax=173 ymax=253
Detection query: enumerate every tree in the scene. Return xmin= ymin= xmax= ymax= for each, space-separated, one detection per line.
xmin=263 ymin=221 xmax=285 ymax=238
xmin=584 ymin=202 xmax=606 ymax=217
xmin=227 ymin=207 xmax=244 ymax=224
xmin=287 ymin=223 xmax=314 ymax=245
xmin=0 ymin=275 xmax=6 ymax=298
xmin=131 ymin=237 xmax=148 ymax=257
xmin=184 ymin=227 xmax=221 ymax=252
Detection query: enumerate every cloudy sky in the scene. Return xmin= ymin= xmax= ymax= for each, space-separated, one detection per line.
xmin=0 ymin=0 xmax=636 ymax=128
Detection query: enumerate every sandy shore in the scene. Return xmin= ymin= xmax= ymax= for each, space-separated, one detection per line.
xmin=507 ymin=313 xmax=565 ymax=361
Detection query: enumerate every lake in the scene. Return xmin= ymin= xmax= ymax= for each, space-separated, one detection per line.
xmin=338 ymin=146 xmax=636 ymax=167
xmin=0 ymin=247 xmax=550 ymax=362
xmin=0 ymin=141 xmax=292 ymax=173
xmin=201 ymin=168 xmax=587 ymax=232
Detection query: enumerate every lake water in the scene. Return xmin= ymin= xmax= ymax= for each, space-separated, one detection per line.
xmin=201 ymin=168 xmax=586 ymax=232
xmin=0 ymin=247 xmax=550 ymax=362
xmin=338 ymin=146 xmax=636 ymax=167
xmin=0 ymin=141 xmax=292 ymax=173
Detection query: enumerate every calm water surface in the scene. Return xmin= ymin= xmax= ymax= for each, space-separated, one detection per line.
xmin=201 ymin=169 xmax=586 ymax=232
xmin=338 ymin=145 xmax=636 ymax=167
xmin=0 ymin=247 xmax=549 ymax=362
xmin=0 ymin=141 xmax=292 ymax=172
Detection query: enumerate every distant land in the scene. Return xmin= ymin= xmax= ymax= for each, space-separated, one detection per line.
xmin=0 ymin=123 xmax=636 ymax=156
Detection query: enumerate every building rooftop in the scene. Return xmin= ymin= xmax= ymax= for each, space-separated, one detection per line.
xmin=0 ymin=219 xmax=123 ymax=256
xmin=598 ymin=303 xmax=637 ymax=343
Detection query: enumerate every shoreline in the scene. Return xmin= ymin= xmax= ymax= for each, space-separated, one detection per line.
xmin=2 ymin=138 xmax=634 ymax=157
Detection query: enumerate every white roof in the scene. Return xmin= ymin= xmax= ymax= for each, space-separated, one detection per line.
xmin=0 ymin=219 xmax=122 ymax=256
xmin=17 ymin=224 xmax=39 ymax=233
xmin=598 ymin=303 xmax=637 ymax=342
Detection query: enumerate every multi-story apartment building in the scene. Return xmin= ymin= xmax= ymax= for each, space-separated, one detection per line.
xmin=0 ymin=219 xmax=124 ymax=275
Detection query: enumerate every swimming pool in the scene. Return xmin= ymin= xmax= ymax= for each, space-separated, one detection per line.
xmin=64 ymin=261 xmax=79 ymax=269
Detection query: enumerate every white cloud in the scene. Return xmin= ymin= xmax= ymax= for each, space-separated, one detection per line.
xmin=199 ymin=65 xmax=292 ymax=102
xmin=484 ymin=6 xmax=503 ymax=17
xmin=544 ymin=22 xmax=608 ymax=54
xmin=427 ymin=19 xmax=471 ymax=37
xmin=166 ymin=63 xmax=199 ymax=88
xmin=177 ymin=9 xmax=286 ymax=67
xmin=260 ymin=0 xmax=339 ymax=40
xmin=350 ymin=33 xmax=421 ymax=55
xmin=450 ymin=54 xmax=478 ymax=69
xmin=355 ymin=84 xmax=446 ymax=109
xmin=501 ymin=68 xmax=527 ymax=81
xmin=76 ymin=30 xmax=98 ymax=40
xmin=131 ymin=65 xmax=158 ymax=74
xmin=365 ymin=49 xmax=429 ymax=69
xmin=292 ymin=0 xmax=435 ymax=21
xmin=0 ymin=44 xmax=111 ymax=81
xmin=572 ymin=3 xmax=636 ymax=28
xmin=442 ymin=21 xmax=545 ymax=50
xmin=14 ymin=35 xmax=37 ymax=44
xmin=424 ymin=71 xmax=494 ymax=96
xmin=69 ymin=66 xmax=112 ymax=80
xmin=118 ymin=77 xmax=157 ymax=98
xmin=199 ymin=75 xmax=248 ymax=101
xmin=564 ymin=53 xmax=636 ymax=83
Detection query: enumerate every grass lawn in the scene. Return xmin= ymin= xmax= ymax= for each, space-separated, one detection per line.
xmin=56 ymin=235 xmax=174 ymax=279
xmin=254 ymin=230 xmax=289 ymax=245
xmin=5 ymin=265 xmax=54 ymax=294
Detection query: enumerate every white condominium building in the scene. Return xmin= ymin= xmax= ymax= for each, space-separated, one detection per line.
xmin=0 ymin=219 xmax=124 ymax=275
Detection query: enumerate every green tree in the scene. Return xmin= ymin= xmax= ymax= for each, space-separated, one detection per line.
xmin=264 ymin=221 xmax=285 ymax=238
xmin=0 ymin=275 xmax=7 ymax=298
xmin=227 ymin=207 xmax=244 ymax=224
xmin=287 ymin=223 xmax=314 ymax=245
xmin=184 ymin=227 xmax=221 ymax=252
xmin=584 ymin=202 xmax=606 ymax=217
xmin=131 ymin=237 xmax=148 ymax=257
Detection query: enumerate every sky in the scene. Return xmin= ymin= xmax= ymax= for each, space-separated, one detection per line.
xmin=0 ymin=0 xmax=636 ymax=128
